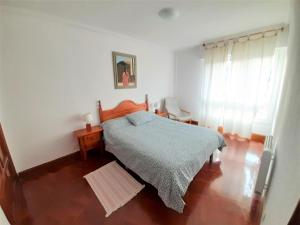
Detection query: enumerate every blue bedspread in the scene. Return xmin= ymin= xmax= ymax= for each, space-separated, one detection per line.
xmin=102 ymin=114 xmax=226 ymax=213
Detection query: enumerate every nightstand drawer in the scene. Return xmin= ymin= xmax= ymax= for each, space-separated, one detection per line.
xmin=83 ymin=133 xmax=100 ymax=143
xmin=83 ymin=142 xmax=99 ymax=151
xmin=82 ymin=133 xmax=100 ymax=150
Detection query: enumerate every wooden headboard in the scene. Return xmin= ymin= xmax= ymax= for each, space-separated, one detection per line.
xmin=98 ymin=95 xmax=149 ymax=123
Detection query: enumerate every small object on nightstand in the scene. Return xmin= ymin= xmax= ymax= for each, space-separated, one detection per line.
xmin=85 ymin=113 xmax=93 ymax=132
xmin=73 ymin=125 xmax=103 ymax=161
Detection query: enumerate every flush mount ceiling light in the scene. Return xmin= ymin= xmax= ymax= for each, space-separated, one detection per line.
xmin=158 ymin=7 xmax=180 ymax=20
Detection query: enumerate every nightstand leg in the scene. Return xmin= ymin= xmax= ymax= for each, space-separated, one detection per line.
xmin=83 ymin=151 xmax=87 ymax=161
xmin=80 ymin=150 xmax=83 ymax=160
xmin=78 ymin=138 xmax=85 ymax=161
xmin=79 ymin=149 xmax=87 ymax=161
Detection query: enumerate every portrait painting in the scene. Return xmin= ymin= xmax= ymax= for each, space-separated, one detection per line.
xmin=112 ymin=52 xmax=137 ymax=89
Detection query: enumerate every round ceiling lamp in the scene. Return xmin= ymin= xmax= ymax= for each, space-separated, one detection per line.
xmin=158 ymin=7 xmax=180 ymax=20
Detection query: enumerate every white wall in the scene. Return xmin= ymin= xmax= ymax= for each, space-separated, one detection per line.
xmin=261 ymin=0 xmax=300 ymax=224
xmin=174 ymin=46 xmax=205 ymax=121
xmin=0 ymin=7 xmax=174 ymax=172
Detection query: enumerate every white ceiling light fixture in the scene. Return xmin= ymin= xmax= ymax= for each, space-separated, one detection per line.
xmin=158 ymin=7 xmax=180 ymax=20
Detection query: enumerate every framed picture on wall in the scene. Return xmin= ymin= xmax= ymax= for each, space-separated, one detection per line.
xmin=112 ymin=51 xmax=137 ymax=89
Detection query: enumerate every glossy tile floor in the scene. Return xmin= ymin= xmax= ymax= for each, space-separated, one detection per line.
xmin=16 ymin=135 xmax=263 ymax=225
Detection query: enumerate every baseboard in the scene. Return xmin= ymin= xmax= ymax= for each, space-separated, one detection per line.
xmin=18 ymin=151 xmax=80 ymax=180
xmin=218 ymin=126 xmax=265 ymax=143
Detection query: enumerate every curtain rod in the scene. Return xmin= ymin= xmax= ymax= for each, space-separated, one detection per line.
xmin=202 ymin=26 xmax=285 ymax=47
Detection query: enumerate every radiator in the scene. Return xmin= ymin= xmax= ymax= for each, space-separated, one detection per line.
xmin=254 ymin=136 xmax=275 ymax=195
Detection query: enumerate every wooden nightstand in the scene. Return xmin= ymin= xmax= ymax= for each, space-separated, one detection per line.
xmin=158 ymin=112 xmax=168 ymax=117
xmin=155 ymin=110 xmax=168 ymax=118
xmin=73 ymin=125 xmax=103 ymax=161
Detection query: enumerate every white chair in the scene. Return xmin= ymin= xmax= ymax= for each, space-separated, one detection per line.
xmin=165 ymin=97 xmax=192 ymax=123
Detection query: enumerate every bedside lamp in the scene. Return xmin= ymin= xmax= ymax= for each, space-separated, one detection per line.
xmin=85 ymin=113 xmax=93 ymax=131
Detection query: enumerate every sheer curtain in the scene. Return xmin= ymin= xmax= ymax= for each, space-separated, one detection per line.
xmin=199 ymin=30 xmax=287 ymax=138
xmin=199 ymin=43 xmax=228 ymax=130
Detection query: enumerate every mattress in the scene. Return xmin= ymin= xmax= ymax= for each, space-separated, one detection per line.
xmin=102 ymin=113 xmax=226 ymax=212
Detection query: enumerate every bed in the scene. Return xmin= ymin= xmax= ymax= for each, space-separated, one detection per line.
xmin=98 ymin=95 xmax=226 ymax=213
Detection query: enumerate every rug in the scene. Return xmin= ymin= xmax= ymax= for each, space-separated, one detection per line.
xmin=84 ymin=161 xmax=144 ymax=217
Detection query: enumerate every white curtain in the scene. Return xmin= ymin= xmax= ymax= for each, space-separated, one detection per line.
xmin=199 ymin=43 xmax=228 ymax=130
xmin=200 ymin=31 xmax=287 ymax=138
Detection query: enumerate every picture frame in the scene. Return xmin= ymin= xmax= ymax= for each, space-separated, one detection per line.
xmin=112 ymin=51 xmax=137 ymax=89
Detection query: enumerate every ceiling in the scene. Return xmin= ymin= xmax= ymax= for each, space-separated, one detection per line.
xmin=1 ymin=0 xmax=290 ymax=50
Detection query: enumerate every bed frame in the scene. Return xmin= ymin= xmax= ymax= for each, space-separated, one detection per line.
xmin=97 ymin=94 xmax=213 ymax=163
xmin=98 ymin=94 xmax=149 ymax=123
